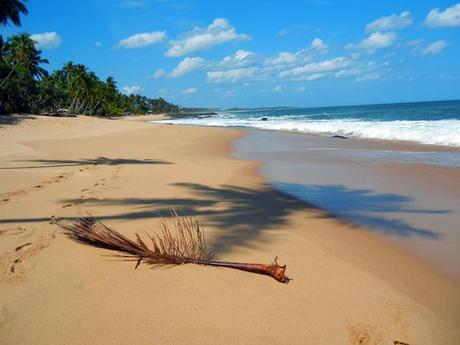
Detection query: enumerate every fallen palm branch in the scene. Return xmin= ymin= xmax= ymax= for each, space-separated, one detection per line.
xmin=53 ymin=214 xmax=288 ymax=283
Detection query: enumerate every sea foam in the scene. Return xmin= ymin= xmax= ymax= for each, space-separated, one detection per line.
xmin=154 ymin=116 xmax=460 ymax=147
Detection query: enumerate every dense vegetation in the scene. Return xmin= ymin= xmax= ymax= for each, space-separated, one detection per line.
xmin=0 ymin=0 xmax=28 ymax=27
xmin=0 ymin=33 xmax=180 ymax=116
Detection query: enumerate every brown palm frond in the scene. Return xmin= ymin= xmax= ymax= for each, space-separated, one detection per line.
xmin=53 ymin=214 xmax=288 ymax=283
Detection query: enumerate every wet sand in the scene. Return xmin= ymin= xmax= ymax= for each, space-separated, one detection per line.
xmin=234 ymin=129 xmax=460 ymax=280
xmin=0 ymin=115 xmax=459 ymax=345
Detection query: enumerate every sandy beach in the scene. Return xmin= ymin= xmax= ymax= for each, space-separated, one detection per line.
xmin=1 ymin=114 xmax=459 ymax=345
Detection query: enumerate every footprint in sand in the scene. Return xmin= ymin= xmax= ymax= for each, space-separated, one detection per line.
xmin=74 ymin=166 xmax=121 ymax=204
xmin=0 ymin=189 xmax=27 ymax=203
xmin=0 ymin=227 xmax=27 ymax=236
xmin=347 ymin=323 xmax=382 ymax=345
xmin=0 ymin=173 xmax=71 ymax=205
xmin=0 ymin=234 xmax=55 ymax=284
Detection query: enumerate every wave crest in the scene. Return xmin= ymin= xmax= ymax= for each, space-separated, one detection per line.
xmin=154 ymin=117 xmax=460 ymax=147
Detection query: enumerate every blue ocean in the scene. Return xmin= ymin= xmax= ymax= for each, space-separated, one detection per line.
xmin=158 ymin=100 xmax=460 ymax=147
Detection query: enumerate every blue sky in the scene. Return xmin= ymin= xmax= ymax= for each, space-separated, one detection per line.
xmin=3 ymin=0 xmax=460 ymax=108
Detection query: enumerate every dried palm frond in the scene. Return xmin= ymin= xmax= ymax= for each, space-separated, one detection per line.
xmin=53 ymin=214 xmax=288 ymax=283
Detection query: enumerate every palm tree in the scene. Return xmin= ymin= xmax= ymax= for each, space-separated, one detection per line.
xmin=0 ymin=33 xmax=48 ymax=88
xmin=0 ymin=0 xmax=28 ymax=26
xmin=12 ymin=33 xmax=48 ymax=79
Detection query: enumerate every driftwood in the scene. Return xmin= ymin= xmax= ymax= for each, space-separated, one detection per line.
xmin=53 ymin=214 xmax=288 ymax=283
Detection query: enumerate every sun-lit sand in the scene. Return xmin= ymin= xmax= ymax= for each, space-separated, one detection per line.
xmin=1 ymin=114 xmax=459 ymax=345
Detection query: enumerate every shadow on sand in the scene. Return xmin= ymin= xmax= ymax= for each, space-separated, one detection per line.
xmin=274 ymin=183 xmax=446 ymax=240
xmin=0 ymin=114 xmax=37 ymax=126
xmin=0 ymin=157 xmax=172 ymax=169
xmin=0 ymin=183 xmax=445 ymax=254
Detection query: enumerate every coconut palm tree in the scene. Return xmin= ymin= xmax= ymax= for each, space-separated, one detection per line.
xmin=0 ymin=0 xmax=28 ymax=26
xmin=0 ymin=33 xmax=48 ymax=113
xmin=1 ymin=33 xmax=48 ymax=86
xmin=14 ymin=33 xmax=48 ymax=79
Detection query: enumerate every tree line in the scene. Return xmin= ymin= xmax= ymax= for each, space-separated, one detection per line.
xmin=0 ymin=33 xmax=180 ymax=116
xmin=0 ymin=1 xmax=180 ymax=116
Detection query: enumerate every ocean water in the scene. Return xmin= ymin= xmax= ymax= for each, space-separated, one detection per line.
xmin=156 ymin=100 xmax=460 ymax=147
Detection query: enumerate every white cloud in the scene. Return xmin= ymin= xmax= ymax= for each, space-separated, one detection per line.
xmin=153 ymin=69 xmax=167 ymax=79
xmin=295 ymin=86 xmax=306 ymax=92
xmin=274 ymin=85 xmax=282 ymax=92
xmin=422 ymin=40 xmax=449 ymax=55
xmin=207 ymin=67 xmax=256 ymax=83
xmin=311 ymin=38 xmax=328 ymax=54
xmin=219 ymin=50 xmax=256 ymax=68
xmin=279 ymin=57 xmax=349 ymax=80
xmin=166 ymin=18 xmax=250 ymax=57
xmin=30 ymin=32 xmax=61 ymax=49
xmin=355 ymin=72 xmax=382 ymax=82
xmin=303 ymin=73 xmax=324 ymax=81
xmin=266 ymin=51 xmax=300 ymax=66
xmin=349 ymin=31 xmax=397 ymax=53
xmin=95 ymin=41 xmax=102 ymax=48
xmin=266 ymin=41 xmax=325 ymax=67
xmin=121 ymin=86 xmax=143 ymax=95
xmin=425 ymin=4 xmax=460 ymax=27
xmin=366 ymin=11 xmax=413 ymax=32
xmin=334 ymin=61 xmax=388 ymax=82
xmin=118 ymin=31 xmax=166 ymax=49
xmin=181 ymin=87 xmax=198 ymax=94
xmin=265 ymin=48 xmax=313 ymax=66
xmin=169 ymin=57 xmax=205 ymax=78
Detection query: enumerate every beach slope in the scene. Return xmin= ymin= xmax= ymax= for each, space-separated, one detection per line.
xmin=0 ymin=115 xmax=459 ymax=345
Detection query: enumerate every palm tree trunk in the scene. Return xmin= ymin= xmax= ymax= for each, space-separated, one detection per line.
xmin=76 ymin=97 xmax=86 ymax=114
xmin=90 ymin=100 xmax=100 ymax=116
xmin=69 ymin=93 xmax=79 ymax=113
xmin=0 ymin=62 xmax=18 ymax=89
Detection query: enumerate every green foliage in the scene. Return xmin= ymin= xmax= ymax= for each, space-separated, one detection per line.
xmin=0 ymin=33 xmax=46 ymax=113
xmin=0 ymin=33 xmax=180 ymax=116
xmin=0 ymin=0 xmax=28 ymax=27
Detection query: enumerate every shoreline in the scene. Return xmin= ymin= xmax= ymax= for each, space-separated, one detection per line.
xmin=233 ymin=128 xmax=460 ymax=282
xmin=1 ymin=115 xmax=459 ymax=344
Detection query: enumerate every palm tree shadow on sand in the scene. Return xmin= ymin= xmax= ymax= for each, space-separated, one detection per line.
xmin=0 ymin=157 xmax=172 ymax=169
xmin=273 ymin=183 xmax=446 ymax=240
xmin=0 ymin=114 xmax=36 ymax=126
xmin=64 ymin=182 xmax=444 ymax=251
xmin=0 ymin=183 xmax=444 ymax=254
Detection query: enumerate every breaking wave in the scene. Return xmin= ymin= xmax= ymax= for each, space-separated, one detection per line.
xmin=154 ymin=116 xmax=460 ymax=147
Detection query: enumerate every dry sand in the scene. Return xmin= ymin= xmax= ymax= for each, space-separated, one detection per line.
xmin=0 ymin=114 xmax=459 ymax=345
